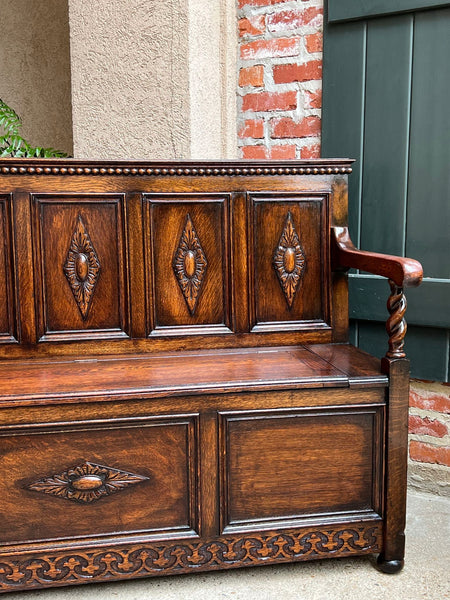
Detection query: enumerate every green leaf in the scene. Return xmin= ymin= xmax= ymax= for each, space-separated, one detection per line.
xmin=0 ymin=99 xmax=21 ymax=135
xmin=0 ymin=98 xmax=67 ymax=157
xmin=8 ymin=135 xmax=26 ymax=151
xmin=42 ymin=147 xmax=67 ymax=158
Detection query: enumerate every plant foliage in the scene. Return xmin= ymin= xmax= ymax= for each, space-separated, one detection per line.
xmin=0 ymin=98 xmax=67 ymax=158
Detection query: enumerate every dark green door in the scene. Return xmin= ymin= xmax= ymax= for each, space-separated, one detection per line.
xmin=322 ymin=0 xmax=450 ymax=381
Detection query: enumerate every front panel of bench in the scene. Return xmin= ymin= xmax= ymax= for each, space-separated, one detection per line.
xmin=0 ymin=414 xmax=199 ymax=546
xmin=0 ymin=388 xmax=383 ymax=580
xmin=220 ymin=406 xmax=383 ymax=533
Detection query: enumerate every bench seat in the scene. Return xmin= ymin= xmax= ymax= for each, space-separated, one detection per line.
xmin=0 ymin=344 xmax=386 ymax=405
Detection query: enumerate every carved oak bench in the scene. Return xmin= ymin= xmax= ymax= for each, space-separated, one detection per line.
xmin=0 ymin=159 xmax=422 ymax=592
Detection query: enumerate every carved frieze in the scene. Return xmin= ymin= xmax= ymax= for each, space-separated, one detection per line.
xmin=273 ymin=212 xmax=306 ymax=308
xmin=0 ymin=524 xmax=381 ymax=590
xmin=173 ymin=214 xmax=208 ymax=315
xmin=63 ymin=216 xmax=101 ymax=319
xmin=27 ymin=461 xmax=149 ymax=504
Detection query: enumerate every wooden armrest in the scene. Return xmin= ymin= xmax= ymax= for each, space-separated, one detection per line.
xmin=331 ymin=227 xmax=423 ymax=288
xmin=331 ymin=226 xmax=423 ymax=360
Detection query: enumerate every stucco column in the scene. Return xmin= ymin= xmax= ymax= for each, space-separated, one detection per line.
xmin=69 ymin=0 xmax=237 ymax=159
xmin=189 ymin=0 xmax=237 ymax=159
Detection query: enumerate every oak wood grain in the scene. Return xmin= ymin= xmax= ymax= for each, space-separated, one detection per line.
xmin=0 ymin=158 xmax=422 ymax=591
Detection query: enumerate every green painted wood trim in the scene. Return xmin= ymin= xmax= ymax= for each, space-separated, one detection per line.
xmin=328 ymin=0 xmax=450 ymax=22
xmin=321 ymin=18 xmax=366 ymax=245
xmin=406 ymin=9 xmax=450 ymax=278
xmin=349 ymin=275 xmax=450 ymax=328
xmin=360 ymin=15 xmax=413 ymax=256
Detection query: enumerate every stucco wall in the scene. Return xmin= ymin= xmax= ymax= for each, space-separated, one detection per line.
xmin=68 ymin=0 xmax=190 ymax=159
xmin=0 ymin=0 xmax=73 ymax=155
xmin=69 ymin=0 xmax=237 ymax=159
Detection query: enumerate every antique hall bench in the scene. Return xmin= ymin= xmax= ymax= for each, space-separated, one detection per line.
xmin=0 ymin=159 xmax=422 ymax=593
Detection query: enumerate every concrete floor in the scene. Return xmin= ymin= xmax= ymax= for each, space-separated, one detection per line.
xmin=5 ymin=490 xmax=449 ymax=600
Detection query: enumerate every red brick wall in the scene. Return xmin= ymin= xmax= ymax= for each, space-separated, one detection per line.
xmin=237 ymin=0 xmax=323 ymax=159
xmin=408 ymin=380 xmax=450 ymax=494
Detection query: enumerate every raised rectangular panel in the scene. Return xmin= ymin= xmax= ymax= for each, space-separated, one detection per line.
xmin=220 ymin=407 xmax=383 ymax=532
xmin=144 ymin=195 xmax=232 ymax=335
xmin=0 ymin=415 xmax=199 ymax=545
xmin=250 ymin=194 xmax=331 ymax=333
xmin=0 ymin=195 xmax=16 ymax=342
xmin=32 ymin=195 xmax=129 ymax=341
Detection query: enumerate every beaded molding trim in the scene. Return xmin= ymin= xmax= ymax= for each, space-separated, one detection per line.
xmin=0 ymin=165 xmax=352 ymax=177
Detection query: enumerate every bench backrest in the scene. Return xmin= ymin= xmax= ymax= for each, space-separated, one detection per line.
xmin=0 ymin=159 xmax=353 ymax=359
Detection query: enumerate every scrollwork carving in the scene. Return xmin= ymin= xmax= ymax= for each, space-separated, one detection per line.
xmin=0 ymin=524 xmax=381 ymax=590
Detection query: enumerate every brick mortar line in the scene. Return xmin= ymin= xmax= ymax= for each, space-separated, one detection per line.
xmin=238 ymin=1 xmax=323 ymax=19
xmin=409 ymin=434 xmax=450 ymax=447
xmin=409 ymin=406 xmax=450 ymax=423
xmin=408 ymin=459 xmax=450 ymax=467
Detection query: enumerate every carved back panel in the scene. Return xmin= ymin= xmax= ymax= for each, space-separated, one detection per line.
xmin=250 ymin=194 xmax=329 ymax=332
xmin=144 ymin=194 xmax=232 ymax=336
xmin=32 ymin=195 xmax=129 ymax=342
xmin=0 ymin=159 xmax=352 ymax=358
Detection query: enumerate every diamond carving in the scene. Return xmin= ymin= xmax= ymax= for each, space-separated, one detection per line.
xmin=63 ymin=215 xmax=101 ymax=320
xmin=273 ymin=212 xmax=306 ymax=309
xmin=173 ymin=214 xmax=208 ymax=315
xmin=27 ymin=461 xmax=149 ymax=504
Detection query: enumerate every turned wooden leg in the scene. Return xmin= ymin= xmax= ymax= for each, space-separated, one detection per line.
xmin=377 ymin=283 xmax=410 ymax=573
xmin=376 ymin=357 xmax=409 ymax=573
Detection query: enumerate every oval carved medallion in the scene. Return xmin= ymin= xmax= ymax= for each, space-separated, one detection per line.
xmin=173 ymin=214 xmax=208 ymax=316
xmin=273 ymin=212 xmax=306 ymax=309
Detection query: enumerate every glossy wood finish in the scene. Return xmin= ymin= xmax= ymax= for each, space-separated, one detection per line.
xmin=0 ymin=159 xmax=357 ymax=358
xmin=251 ymin=195 xmax=328 ymax=331
xmin=0 ymin=416 xmax=197 ymax=544
xmin=0 ymin=159 xmax=422 ymax=591
xmin=0 ymin=195 xmax=15 ymax=342
xmin=0 ymin=344 xmax=387 ymax=408
xmin=221 ymin=406 xmax=383 ymax=531
xmin=32 ymin=195 xmax=129 ymax=341
xmin=332 ymin=227 xmax=423 ymax=358
xmin=377 ymin=357 xmax=410 ymax=573
xmin=144 ymin=195 xmax=231 ymax=334
xmin=332 ymin=227 xmax=423 ymax=288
